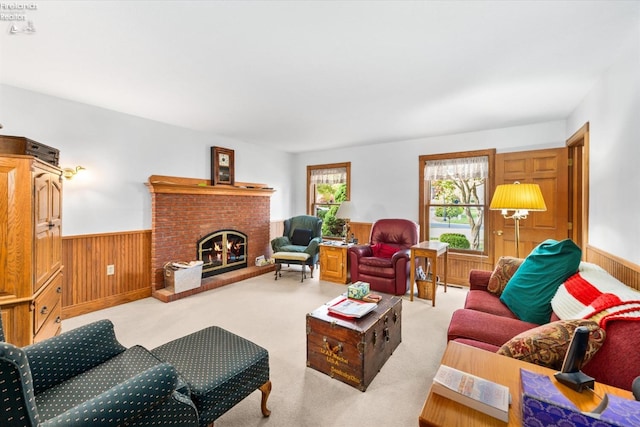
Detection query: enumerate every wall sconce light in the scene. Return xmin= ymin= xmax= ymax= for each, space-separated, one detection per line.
xmin=489 ymin=181 xmax=546 ymax=258
xmin=62 ymin=166 xmax=86 ymax=180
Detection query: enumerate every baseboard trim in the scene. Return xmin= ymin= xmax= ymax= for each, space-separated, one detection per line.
xmin=62 ymin=288 xmax=151 ymax=319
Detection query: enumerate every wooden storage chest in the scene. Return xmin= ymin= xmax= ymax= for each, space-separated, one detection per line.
xmin=306 ymin=294 xmax=402 ymax=391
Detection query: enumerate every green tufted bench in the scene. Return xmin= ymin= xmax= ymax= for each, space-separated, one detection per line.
xmin=273 ymin=251 xmax=311 ymax=282
xmin=152 ymin=326 xmax=271 ymax=427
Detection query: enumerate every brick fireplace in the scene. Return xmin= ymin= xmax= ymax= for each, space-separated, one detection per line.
xmin=147 ymin=175 xmax=275 ymax=302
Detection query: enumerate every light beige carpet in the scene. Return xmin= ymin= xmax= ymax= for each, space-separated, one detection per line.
xmin=63 ymin=267 xmax=468 ymax=427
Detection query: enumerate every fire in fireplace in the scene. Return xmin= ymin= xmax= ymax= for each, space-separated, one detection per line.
xmin=197 ymin=230 xmax=247 ymax=277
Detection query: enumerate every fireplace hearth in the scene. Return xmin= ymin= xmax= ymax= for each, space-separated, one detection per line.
xmin=197 ymin=230 xmax=247 ymax=277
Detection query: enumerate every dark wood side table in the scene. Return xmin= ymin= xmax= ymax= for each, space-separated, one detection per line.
xmin=409 ymin=241 xmax=448 ymax=305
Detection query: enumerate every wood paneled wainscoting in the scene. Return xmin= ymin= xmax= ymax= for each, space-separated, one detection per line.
xmin=61 ymin=231 xmax=152 ymax=319
xmin=60 ymin=228 xmax=640 ymax=319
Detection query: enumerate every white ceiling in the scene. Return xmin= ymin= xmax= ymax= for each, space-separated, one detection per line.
xmin=1 ymin=1 xmax=639 ymax=153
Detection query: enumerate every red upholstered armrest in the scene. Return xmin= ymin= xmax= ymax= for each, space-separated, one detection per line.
xmin=469 ymin=269 xmax=492 ymax=291
xmin=390 ymin=248 xmax=410 ymax=262
xmin=582 ymin=319 xmax=640 ymax=391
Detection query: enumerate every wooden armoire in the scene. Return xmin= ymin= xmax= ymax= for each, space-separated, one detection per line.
xmin=0 ymin=150 xmax=63 ymax=346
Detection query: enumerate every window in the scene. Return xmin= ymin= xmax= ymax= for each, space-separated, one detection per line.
xmin=419 ymin=150 xmax=494 ymax=254
xmin=307 ymin=162 xmax=351 ymax=238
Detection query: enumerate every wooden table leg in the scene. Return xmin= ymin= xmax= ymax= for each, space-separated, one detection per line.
xmin=443 ymin=249 xmax=448 ymax=293
xmin=430 ymin=255 xmax=436 ymax=307
xmin=410 ymin=248 xmax=415 ymax=302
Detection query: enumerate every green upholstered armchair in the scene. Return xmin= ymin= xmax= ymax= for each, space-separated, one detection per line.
xmin=271 ymin=215 xmax=323 ymax=277
xmin=0 ymin=317 xmax=199 ymax=426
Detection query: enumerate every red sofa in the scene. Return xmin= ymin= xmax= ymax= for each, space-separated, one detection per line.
xmin=447 ymin=268 xmax=640 ymax=391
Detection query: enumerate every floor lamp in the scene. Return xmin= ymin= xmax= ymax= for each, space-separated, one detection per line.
xmin=489 ymin=182 xmax=547 ymax=258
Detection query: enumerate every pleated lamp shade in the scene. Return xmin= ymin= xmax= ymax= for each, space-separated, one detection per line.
xmin=490 ymin=182 xmax=547 ymax=211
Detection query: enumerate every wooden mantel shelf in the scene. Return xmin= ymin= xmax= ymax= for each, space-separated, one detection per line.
xmin=146 ymin=175 xmax=275 ymax=197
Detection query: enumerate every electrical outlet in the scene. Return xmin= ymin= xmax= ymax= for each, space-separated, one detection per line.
xmin=107 ymin=264 xmax=115 ymax=275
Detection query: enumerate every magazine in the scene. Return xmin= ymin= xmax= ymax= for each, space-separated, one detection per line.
xmin=327 ymin=297 xmax=377 ymax=318
xmin=431 ymin=364 xmax=510 ymax=422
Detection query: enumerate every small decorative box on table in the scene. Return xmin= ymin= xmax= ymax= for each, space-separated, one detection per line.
xmin=306 ymin=294 xmax=402 ymax=391
xmin=347 ymin=281 xmax=370 ymax=299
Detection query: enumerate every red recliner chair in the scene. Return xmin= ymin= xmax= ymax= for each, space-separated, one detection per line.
xmin=348 ymin=218 xmax=419 ymax=295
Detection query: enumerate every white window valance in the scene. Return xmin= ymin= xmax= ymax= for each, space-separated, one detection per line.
xmin=424 ymin=156 xmax=488 ymax=180
xmin=310 ymin=167 xmax=347 ymax=184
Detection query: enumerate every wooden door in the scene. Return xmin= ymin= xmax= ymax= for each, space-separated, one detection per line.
xmin=493 ymin=148 xmax=569 ymax=260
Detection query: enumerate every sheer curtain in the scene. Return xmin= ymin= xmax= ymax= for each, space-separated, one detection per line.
xmin=310 ymin=167 xmax=347 ymax=184
xmin=424 ymin=156 xmax=488 ymax=180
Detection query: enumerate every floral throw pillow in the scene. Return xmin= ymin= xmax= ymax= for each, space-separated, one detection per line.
xmin=487 ymin=256 xmax=524 ymax=296
xmin=497 ymin=319 xmax=606 ymax=370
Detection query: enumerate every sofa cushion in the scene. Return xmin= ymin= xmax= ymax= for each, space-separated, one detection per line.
xmin=291 ymin=228 xmax=313 ymax=246
xmin=500 ymin=239 xmax=582 ymax=325
xmin=487 ymin=256 xmax=523 ymax=296
xmin=464 ymin=290 xmax=518 ymax=319
xmin=447 ymin=309 xmax=539 ymax=348
xmin=497 ymin=319 xmax=605 ymax=370
xmin=452 ymin=338 xmax=501 ymax=353
xmin=358 ymin=257 xmax=395 ymax=279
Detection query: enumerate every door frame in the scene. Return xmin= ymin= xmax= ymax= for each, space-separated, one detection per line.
xmin=566 ymin=122 xmax=590 ymax=254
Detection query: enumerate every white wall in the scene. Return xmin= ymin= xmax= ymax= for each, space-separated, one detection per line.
xmin=292 ymin=121 xmax=567 ymax=224
xmin=3 ymin=30 xmax=638 ymax=267
xmin=567 ymin=34 xmax=640 ymax=264
xmin=0 ymin=85 xmax=294 ymax=236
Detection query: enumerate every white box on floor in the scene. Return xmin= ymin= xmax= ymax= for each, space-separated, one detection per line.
xmin=164 ymin=261 xmax=203 ymax=293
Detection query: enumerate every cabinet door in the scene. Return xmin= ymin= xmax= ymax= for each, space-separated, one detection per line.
xmin=33 ymin=169 xmax=62 ymax=292
xmin=320 ymin=246 xmax=348 ymax=283
xmin=0 ymin=158 xmax=31 ymax=298
xmin=49 ymin=176 xmax=62 ymax=273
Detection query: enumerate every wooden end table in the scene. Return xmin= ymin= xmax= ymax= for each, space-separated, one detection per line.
xmin=419 ymin=341 xmax=633 ymax=426
xmin=409 ymin=241 xmax=448 ymax=305
xmin=319 ymin=243 xmax=351 ymax=284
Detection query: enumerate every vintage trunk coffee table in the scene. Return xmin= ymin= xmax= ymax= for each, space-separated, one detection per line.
xmin=306 ymin=294 xmax=402 ymax=391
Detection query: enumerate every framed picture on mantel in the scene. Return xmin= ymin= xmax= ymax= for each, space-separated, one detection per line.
xmin=211 ymin=146 xmax=234 ymax=185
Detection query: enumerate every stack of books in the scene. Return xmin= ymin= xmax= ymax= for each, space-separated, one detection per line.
xmin=327 ymin=297 xmax=377 ymax=319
